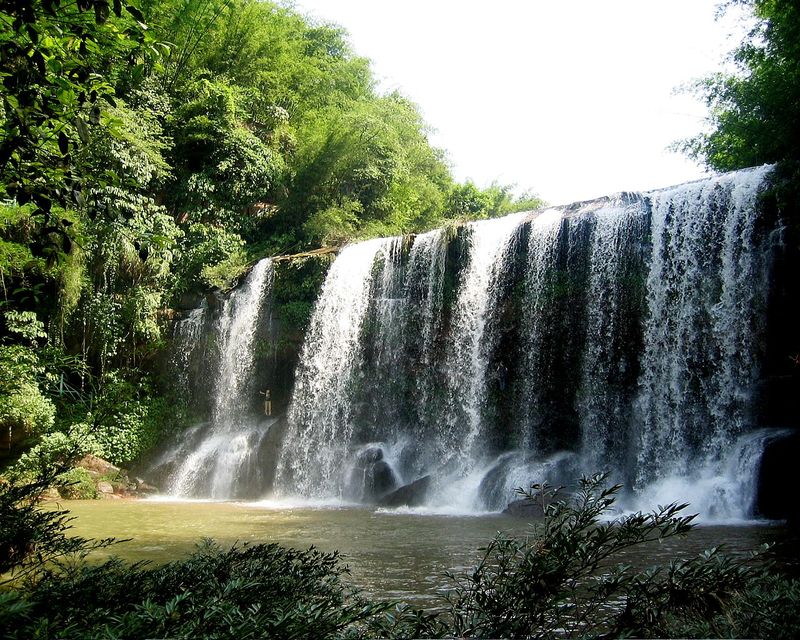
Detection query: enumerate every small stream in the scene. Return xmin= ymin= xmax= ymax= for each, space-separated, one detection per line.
xmin=59 ymin=499 xmax=788 ymax=607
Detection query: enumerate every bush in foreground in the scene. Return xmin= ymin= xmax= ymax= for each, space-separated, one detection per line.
xmin=1 ymin=473 xmax=798 ymax=639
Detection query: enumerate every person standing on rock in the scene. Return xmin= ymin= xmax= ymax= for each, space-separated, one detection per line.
xmin=261 ymin=389 xmax=272 ymax=416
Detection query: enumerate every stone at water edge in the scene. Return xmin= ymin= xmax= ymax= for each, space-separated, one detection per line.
xmin=378 ymin=475 xmax=431 ymax=508
xmin=367 ymin=460 xmax=397 ymax=499
xmin=77 ymin=454 xmax=120 ymax=478
xmin=503 ymin=489 xmax=569 ymax=519
xmin=133 ymin=477 xmax=159 ymax=495
xmin=97 ymin=481 xmax=114 ymax=494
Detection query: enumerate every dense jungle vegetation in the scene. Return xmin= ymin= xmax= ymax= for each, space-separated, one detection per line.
xmin=2 ymin=0 xmax=800 ymax=638
xmin=0 ymin=0 xmax=541 ymax=474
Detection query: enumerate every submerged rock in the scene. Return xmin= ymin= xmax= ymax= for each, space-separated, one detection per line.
xmin=503 ymin=498 xmax=547 ymax=519
xmin=503 ymin=488 xmax=568 ymax=519
xmin=378 ymin=475 xmax=431 ymax=508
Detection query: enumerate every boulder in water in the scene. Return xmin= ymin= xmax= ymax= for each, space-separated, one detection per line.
xmin=503 ymin=498 xmax=546 ymax=519
xmin=347 ymin=446 xmax=398 ymax=502
xmin=365 ymin=460 xmax=397 ymax=500
xmin=503 ymin=489 xmax=568 ymax=519
xmin=357 ymin=446 xmax=384 ymax=465
xmin=378 ymin=475 xmax=431 ymax=508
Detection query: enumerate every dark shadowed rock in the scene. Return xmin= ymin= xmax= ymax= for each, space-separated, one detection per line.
xmin=365 ymin=460 xmax=397 ymax=499
xmin=503 ymin=498 xmax=547 ymax=519
xmin=757 ymin=429 xmax=800 ymax=524
xmin=378 ymin=475 xmax=431 ymax=508
xmin=347 ymin=447 xmax=398 ymax=502
xmin=503 ymin=489 xmax=569 ymax=519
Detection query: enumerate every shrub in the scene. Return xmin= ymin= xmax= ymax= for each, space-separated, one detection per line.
xmin=88 ymin=374 xmax=181 ymax=466
xmin=0 ymin=540 xmax=437 ymax=640
xmin=442 ymin=474 xmax=784 ymax=639
xmin=2 ymin=473 xmax=799 ymax=639
xmin=0 ymin=463 xmax=115 ymax=585
xmin=0 ymin=345 xmax=55 ymax=445
xmin=10 ymin=425 xmax=102 ymax=481
xmin=56 ymin=468 xmax=99 ymax=500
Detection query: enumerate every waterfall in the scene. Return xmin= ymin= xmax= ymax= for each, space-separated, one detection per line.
xmin=634 ymin=166 xmax=772 ymax=490
xmin=168 ymin=166 xmax=781 ymax=520
xmin=156 ymin=258 xmax=275 ymax=499
xmin=439 ymin=212 xmax=527 ymax=471
xmin=275 ymin=238 xmax=392 ymax=498
xmin=169 ymin=303 xmax=208 ymax=407
xmin=515 ymin=208 xmax=565 ymax=452
xmin=577 ymin=196 xmax=649 ymax=474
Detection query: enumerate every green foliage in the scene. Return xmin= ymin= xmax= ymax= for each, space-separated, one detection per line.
xmin=442 ymin=475 xmax=765 ymax=639
xmin=0 ymin=460 xmax=116 ymax=585
xmin=0 ymin=0 xmax=158 ymax=258
xmin=174 ymin=222 xmax=247 ymax=294
xmin=273 ymin=255 xmax=335 ymax=333
xmin=1 ymin=540 xmax=403 ymax=639
xmin=281 ymin=93 xmax=455 ymax=246
xmin=0 ymin=379 xmax=55 ymax=441
xmin=10 ymin=425 xmax=102 ymax=480
xmin=3 ymin=310 xmax=45 ymax=343
xmin=55 ymin=468 xmax=99 ymax=500
xmin=680 ymin=0 xmax=800 ymax=171
xmin=87 ymin=374 xmax=178 ymax=466
xmin=167 ymin=77 xmax=285 ymax=230
xmin=446 ymin=182 xmax=544 ymax=221
xmin=667 ymin=571 xmax=800 ymax=639
xmin=0 ymin=345 xmax=54 ymax=442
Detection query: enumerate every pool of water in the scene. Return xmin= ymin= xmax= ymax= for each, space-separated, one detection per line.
xmin=58 ymin=499 xmax=791 ymax=606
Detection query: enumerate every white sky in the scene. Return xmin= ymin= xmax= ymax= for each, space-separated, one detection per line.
xmin=292 ymin=0 xmax=750 ymax=206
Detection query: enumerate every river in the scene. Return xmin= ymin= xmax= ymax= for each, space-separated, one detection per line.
xmin=59 ymin=499 xmax=790 ymax=607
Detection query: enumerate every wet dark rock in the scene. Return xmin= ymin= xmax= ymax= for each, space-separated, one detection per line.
xmin=365 ymin=460 xmax=397 ymax=499
xmin=503 ymin=498 xmax=547 ymax=519
xmin=177 ymin=292 xmax=205 ymax=311
xmin=378 ymin=475 xmax=431 ymax=508
xmin=348 ymin=447 xmax=397 ymax=501
xmin=133 ymin=478 xmax=159 ymax=495
xmin=357 ymin=446 xmax=384 ymax=465
xmin=757 ymin=429 xmax=800 ymax=524
xmin=503 ymin=488 xmax=569 ymax=519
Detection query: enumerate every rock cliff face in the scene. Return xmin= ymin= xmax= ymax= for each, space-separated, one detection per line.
xmin=158 ymin=167 xmax=799 ymax=521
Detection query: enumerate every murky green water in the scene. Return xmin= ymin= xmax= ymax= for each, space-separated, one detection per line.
xmin=59 ymin=499 xmax=789 ymax=606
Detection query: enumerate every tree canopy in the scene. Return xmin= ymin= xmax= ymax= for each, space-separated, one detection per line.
xmin=0 ymin=0 xmax=542 ymax=465
xmin=681 ymin=0 xmax=800 ymax=172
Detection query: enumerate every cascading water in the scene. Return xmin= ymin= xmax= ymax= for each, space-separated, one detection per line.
xmin=577 ymin=196 xmax=650 ymax=473
xmin=275 ymin=239 xmax=392 ymax=498
xmin=168 ymin=166 xmax=782 ymax=520
xmin=273 ymin=167 xmax=779 ymax=518
xmin=634 ymin=166 xmax=773 ymax=491
xmin=154 ymin=258 xmax=275 ymax=499
xmin=440 ymin=212 xmax=527 ymax=471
